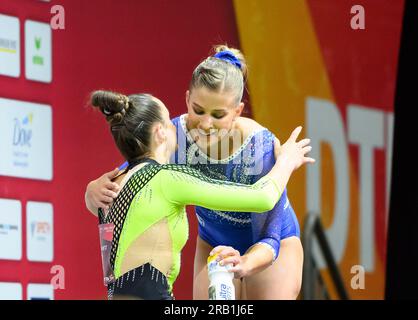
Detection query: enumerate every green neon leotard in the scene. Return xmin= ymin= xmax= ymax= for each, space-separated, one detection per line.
xmin=103 ymin=162 xmax=282 ymax=296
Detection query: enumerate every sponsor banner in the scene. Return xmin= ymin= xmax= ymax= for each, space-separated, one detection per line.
xmin=0 ymin=14 xmax=20 ymax=78
xmin=0 ymin=199 xmax=22 ymax=261
xmin=0 ymin=282 xmax=22 ymax=300
xmin=27 ymin=283 xmax=54 ymax=300
xmin=25 ymin=20 xmax=52 ymax=83
xmin=0 ymin=97 xmax=53 ymax=180
xmin=27 ymin=201 xmax=53 ymax=262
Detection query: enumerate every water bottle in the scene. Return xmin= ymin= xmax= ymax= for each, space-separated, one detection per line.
xmin=207 ymin=253 xmax=235 ymax=300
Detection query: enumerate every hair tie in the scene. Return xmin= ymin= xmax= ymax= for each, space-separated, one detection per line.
xmin=213 ymin=50 xmax=242 ymax=69
xmin=103 ymin=107 xmax=112 ymax=116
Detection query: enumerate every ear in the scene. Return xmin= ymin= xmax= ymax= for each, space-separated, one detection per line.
xmin=185 ymin=90 xmax=190 ymax=107
xmin=234 ymin=102 xmax=245 ymax=120
xmin=154 ymin=123 xmax=166 ymax=144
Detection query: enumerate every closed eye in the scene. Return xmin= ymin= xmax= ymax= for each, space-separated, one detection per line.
xmin=193 ymin=106 xmax=226 ymax=119
xmin=192 ymin=106 xmax=204 ymax=114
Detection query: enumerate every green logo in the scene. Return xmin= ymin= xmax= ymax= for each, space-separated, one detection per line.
xmin=35 ymin=37 xmax=41 ymax=50
xmin=33 ymin=36 xmax=44 ymax=66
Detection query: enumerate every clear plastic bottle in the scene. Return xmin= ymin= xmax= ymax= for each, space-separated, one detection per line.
xmin=207 ymin=253 xmax=235 ymax=300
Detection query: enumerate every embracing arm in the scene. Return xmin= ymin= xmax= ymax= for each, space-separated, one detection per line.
xmin=162 ymin=127 xmax=312 ymax=213
xmin=84 ymin=168 xmax=121 ymax=216
xmin=162 ymin=128 xmax=310 ymax=213
xmin=161 ymin=167 xmax=283 ymax=213
xmin=85 ymin=182 xmax=99 ymax=216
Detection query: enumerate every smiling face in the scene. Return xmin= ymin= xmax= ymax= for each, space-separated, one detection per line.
xmin=185 ymin=86 xmax=244 ymax=147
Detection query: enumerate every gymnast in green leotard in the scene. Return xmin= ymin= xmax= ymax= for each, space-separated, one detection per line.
xmin=89 ymin=90 xmax=314 ymax=300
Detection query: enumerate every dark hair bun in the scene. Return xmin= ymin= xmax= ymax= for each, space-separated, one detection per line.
xmin=91 ymin=90 xmax=130 ymax=124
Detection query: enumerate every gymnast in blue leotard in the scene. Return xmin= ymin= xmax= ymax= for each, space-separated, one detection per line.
xmin=85 ymin=45 xmax=306 ymax=300
xmin=171 ymin=114 xmax=300 ymax=259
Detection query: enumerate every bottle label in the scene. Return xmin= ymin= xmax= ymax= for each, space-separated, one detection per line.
xmin=207 ymin=254 xmax=235 ymax=300
xmin=209 ymin=283 xmax=235 ymax=300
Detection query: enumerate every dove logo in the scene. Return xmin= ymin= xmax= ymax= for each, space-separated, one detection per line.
xmin=13 ymin=114 xmax=33 ymax=148
xmin=0 ymin=98 xmax=52 ymax=180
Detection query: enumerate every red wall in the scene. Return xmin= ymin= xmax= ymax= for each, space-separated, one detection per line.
xmin=0 ymin=0 xmax=240 ymax=299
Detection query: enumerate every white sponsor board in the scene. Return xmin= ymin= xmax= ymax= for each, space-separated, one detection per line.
xmin=0 ymin=199 xmax=22 ymax=261
xmin=0 ymin=97 xmax=53 ymax=180
xmin=0 ymin=283 xmax=22 ymax=300
xmin=27 ymin=201 xmax=53 ymax=262
xmin=27 ymin=283 xmax=54 ymax=300
xmin=25 ymin=20 xmax=52 ymax=83
xmin=0 ymin=14 xmax=20 ymax=78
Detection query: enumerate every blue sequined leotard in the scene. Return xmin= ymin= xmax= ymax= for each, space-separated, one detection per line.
xmin=170 ymin=114 xmax=300 ymax=259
